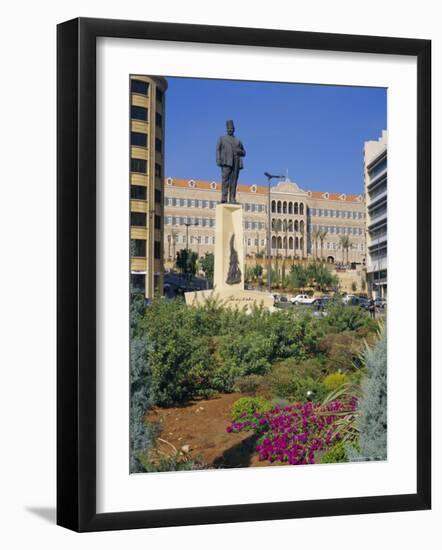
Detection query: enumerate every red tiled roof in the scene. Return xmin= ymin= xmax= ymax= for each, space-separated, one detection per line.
xmin=165 ymin=178 xmax=362 ymax=203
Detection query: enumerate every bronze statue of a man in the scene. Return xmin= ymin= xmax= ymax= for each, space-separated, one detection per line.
xmin=216 ymin=120 xmax=246 ymax=204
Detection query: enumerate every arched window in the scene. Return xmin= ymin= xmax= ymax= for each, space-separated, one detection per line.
xmin=300 ymin=237 xmax=304 ymax=250
xmin=277 ymin=219 xmax=282 ymax=231
xmin=288 ymin=220 xmax=293 ymax=232
xmin=294 ymin=220 xmax=299 ymax=232
xmin=295 ymin=236 xmax=299 ymax=249
xmin=283 ymin=236 xmax=287 ymax=249
xmin=300 ymin=220 xmax=305 ymax=233
xmin=277 ymin=236 xmax=282 ymax=249
xmin=283 ymin=201 xmax=287 ymax=214
xmin=271 ymin=236 xmax=276 ymax=249
xmin=271 ymin=200 xmax=276 ymax=213
xmin=289 ymin=236 xmax=294 ymax=249
xmin=294 ymin=202 xmax=299 ymax=214
xmin=288 ymin=202 xmax=293 ymax=214
xmin=277 ymin=201 xmax=282 ymax=213
xmin=299 ymin=203 xmax=304 ymax=215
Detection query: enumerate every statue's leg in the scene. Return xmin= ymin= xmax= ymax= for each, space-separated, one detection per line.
xmin=230 ymin=160 xmax=240 ymax=203
xmin=221 ymin=166 xmax=230 ymax=203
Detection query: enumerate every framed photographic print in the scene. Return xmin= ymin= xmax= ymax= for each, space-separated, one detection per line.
xmin=57 ymin=17 xmax=431 ymax=532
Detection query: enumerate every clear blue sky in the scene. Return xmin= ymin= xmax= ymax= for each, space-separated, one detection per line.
xmin=164 ymin=77 xmax=386 ymax=196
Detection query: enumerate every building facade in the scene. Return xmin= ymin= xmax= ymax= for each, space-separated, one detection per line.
xmin=163 ymin=177 xmax=366 ymax=266
xmin=129 ymin=75 xmax=168 ymax=299
xmin=364 ymin=130 xmax=387 ymax=299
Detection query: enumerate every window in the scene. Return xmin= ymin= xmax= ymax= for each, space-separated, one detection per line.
xmin=156 ymin=88 xmax=163 ymax=103
xmin=130 ymin=185 xmax=147 ymax=200
xmin=155 ymin=112 xmax=162 ymax=127
xmin=131 ymin=274 xmax=145 ymax=293
xmin=171 ymin=198 xmax=177 ymax=207
xmin=131 ymin=105 xmax=148 ymax=121
xmin=131 ymin=132 xmax=147 ymax=147
xmin=166 ymin=216 xmax=172 ymax=225
xmin=180 ymin=198 xmax=186 ymax=207
xmin=131 ymin=239 xmax=146 ymax=257
xmin=131 ymin=79 xmax=149 ymax=95
xmin=154 ymin=189 xmax=162 ymax=204
xmin=131 ymin=158 xmax=147 ymax=173
xmin=166 ymin=197 xmax=172 ymax=206
xmin=154 ymin=215 xmax=161 ymax=230
xmin=205 ymin=236 xmax=209 ymax=244
xmin=245 ymin=203 xmax=250 ymax=211
xmin=154 ymin=241 xmax=161 ymax=259
xmin=131 ymin=212 xmax=147 ymax=226
xmin=299 ymin=203 xmax=304 ymax=215
xmin=155 ymin=138 xmax=162 ymax=153
xmin=155 ymin=163 xmax=162 ymax=178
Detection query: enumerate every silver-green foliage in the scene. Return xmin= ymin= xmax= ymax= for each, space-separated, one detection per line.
xmin=130 ymin=291 xmax=154 ymax=473
xmin=349 ymin=333 xmax=387 ymax=461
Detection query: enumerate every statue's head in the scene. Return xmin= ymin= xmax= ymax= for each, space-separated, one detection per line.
xmin=226 ymin=119 xmax=235 ymax=136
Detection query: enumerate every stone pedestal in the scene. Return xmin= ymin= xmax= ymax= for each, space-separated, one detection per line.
xmin=213 ymin=203 xmax=244 ymax=292
xmin=185 ymin=203 xmax=274 ymax=311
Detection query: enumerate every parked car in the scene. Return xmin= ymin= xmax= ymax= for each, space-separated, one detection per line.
xmin=312 ymin=296 xmax=331 ymax=310
xmin=374 ymin=297 xmax=387 ymax=308
xmin=290 ymin=294 xmax=315 ymax=305
xmin=346 ymin=295 xmax=370 ymax=309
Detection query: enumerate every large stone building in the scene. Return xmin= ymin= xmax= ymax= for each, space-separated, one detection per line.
xmin=163 ymin=177 xmax=367 ymax=267
xmin=129 ymin=75 xmax=168 ymax=299
xmin=364 ymin=130 xmax=387 ymax=299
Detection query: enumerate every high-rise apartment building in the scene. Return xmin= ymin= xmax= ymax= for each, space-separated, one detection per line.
xmin=364 ymin=130 xmax=387 ymax=299
xmin=129 ymin=75 xmax=168 ymax=299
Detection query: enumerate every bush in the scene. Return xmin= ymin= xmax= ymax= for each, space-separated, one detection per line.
xmin=319 ymin=331 xmax=366 ymax=373
xmin=230 ymin=396 xmax=271 ymax=421
xmin=324 ymin=299 xmax=375 ymax=332
xmin=349 ymin=332 xmax=387 ymax=461
xmin=323 ymin=372 xmax=349 ymax=392
xmin=319 ymin=440 xmax=358 ymax=464
xmin=233 ymin=374 xmax=264 ymax=395
xmin=266 ymin=364 xmax=328 ymax=403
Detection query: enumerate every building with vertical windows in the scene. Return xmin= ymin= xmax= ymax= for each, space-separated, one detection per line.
xmin=163 ymin=177 xmax=366 ymax=266
xmin=364 ymin=130 xmax=387 ymax=299
xmin=129 ymin=75 xmax=168 ymax=299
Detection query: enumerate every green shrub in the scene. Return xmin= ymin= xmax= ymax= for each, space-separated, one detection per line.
xmin=323 ymin=372 xmax=349 ymax=392
xmin=318 ymin=331 xmax=366 ymax=373
xmin=230 ymin=396 xmax=271 ymax=421
xmin=266 ymin=364 xmax=328 ymax=403
xmin=348 ymin=332 xmax=387 ymax=462
xmin=219 ymin=332 xmax=274 ymax=388
xmin=324 ymin=299 xmax=375 ymax=332
xmin=319 ymin=440 xmax=358 ymax=464
xmin=233 ymin=374 xmax=264 ymax=395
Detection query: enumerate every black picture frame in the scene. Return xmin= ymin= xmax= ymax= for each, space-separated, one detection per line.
xmin=57 ymin=17 xmax=431 ymax=532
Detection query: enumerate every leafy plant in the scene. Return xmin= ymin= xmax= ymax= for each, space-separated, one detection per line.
xmin=233 ymin=374 xmax=264 ymax=395
xmin=349 ymin=332 xmax=387 ymax=461
xmin=230 ymin=396 xmax=271 ymax=421
xmin=323 ymin=372 xmax=349 ymax=392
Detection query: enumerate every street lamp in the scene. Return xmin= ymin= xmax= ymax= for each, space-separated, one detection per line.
xmin=264 ymin=172 xmax=284 ymax=292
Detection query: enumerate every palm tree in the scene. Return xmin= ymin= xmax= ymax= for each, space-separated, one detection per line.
xmin=318 ymin=228 xmax=328 ymax=260
xmin=171 ymin=228 xmax=179 ymax=261
xmin=271 ymin=219 xmax=280 ymax=286
xmin=312 ymin=227 xmax=321 ymax=260
xmin=339 ymin=235 xmax=352 ymax=265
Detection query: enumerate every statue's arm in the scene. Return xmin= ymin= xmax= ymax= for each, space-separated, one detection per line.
xmin=238 ymin=141 xmax=246 ymax=157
